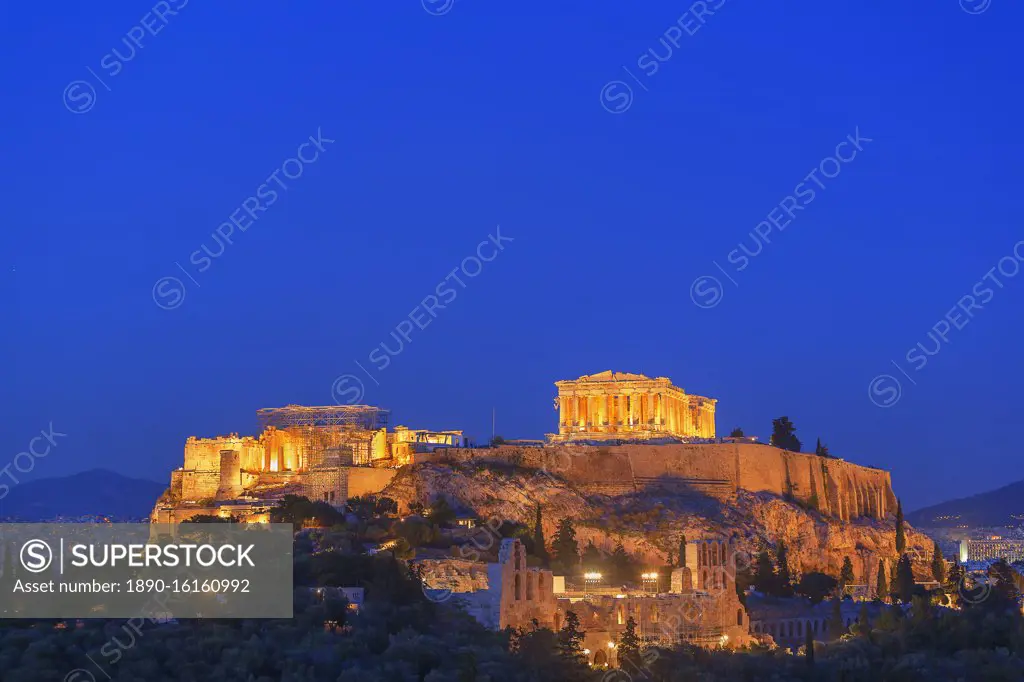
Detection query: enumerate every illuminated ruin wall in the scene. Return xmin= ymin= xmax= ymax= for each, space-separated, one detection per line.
xmin=425 ymin=443 xmax=894 ymax=521
xmin=551 ymin=371 xmax=717 ymax=442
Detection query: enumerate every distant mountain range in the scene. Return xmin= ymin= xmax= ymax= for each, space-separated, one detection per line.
xmin=908 ymin=479 xmax=1024 ymax=528
xmin=0 ymin=469 xmax=166 ymax=520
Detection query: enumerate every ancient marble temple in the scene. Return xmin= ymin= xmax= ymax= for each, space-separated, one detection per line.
xmin=550 ymin=371 xmax=716 ymax=442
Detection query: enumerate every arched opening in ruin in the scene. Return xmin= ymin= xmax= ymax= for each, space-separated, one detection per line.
xmin=514 ymin=574 xmax=521 ymax=601
xmin=736 ymin=608 xmax=744 ymax=627
xmin=594 ymin=649 xmax=607 ymax=666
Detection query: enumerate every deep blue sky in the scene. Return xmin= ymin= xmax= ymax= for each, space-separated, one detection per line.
xmin=2 ymin=1 xmax=1021 ymax=511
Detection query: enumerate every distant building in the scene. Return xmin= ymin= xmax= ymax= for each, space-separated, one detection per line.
xmin=959 ymin=536 xmax=1024 ymax=563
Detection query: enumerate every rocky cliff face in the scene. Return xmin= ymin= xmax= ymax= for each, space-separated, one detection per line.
xmin=382 ymin=459 xmax=934 ymax=585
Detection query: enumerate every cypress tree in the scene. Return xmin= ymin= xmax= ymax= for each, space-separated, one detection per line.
xmin=828 ymin=597 xmax=845 ymax=641
xmin=618 ymin=616 xmax=641 ymax=667
xmin=889 ymin=558 xmax=900 ymax=603
xmin=678 ymin=533 xmax=687 ymax=568
xmin=930 ymin=543 xmax=946 ymax=583
xmin=551 ymin=518 xmax=579 ymax=575
xmin=895 ymin=500 xmax=906 ymax=554
xmin=557 ymin=610 xmax=586 ymax=663
xmin=754 ymin=550 xmax=776 ymax=595
xmin=894 ymin=554 xmax=915 ymax=604
xmin=533 ymin=504 xmax=548 ymax=566
xmin=875 ymin=558 xmax=888 ymax=602
xmin=945 ymin=558 xmax=964 ymax=608
xmin=839 ymin=556 xmax=855 ymax=593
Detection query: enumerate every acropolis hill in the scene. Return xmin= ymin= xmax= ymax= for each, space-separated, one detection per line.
xmin=152 ymin=371 xmax=927 ymax=585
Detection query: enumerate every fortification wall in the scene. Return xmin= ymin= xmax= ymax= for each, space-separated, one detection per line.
xmin=438 ymin=443 xmax=893 ymax=521
xmin=184 ymin=436 xmax=262 ymax=472
xmin=347 ymin=467 xmax=398 ymax=499
xmin=180 ymin=470 xmax=220 ymax=501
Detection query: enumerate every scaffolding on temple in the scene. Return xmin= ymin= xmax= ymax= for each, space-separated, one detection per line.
xmin=257 ymin=404 xmax=390 ymax=431
xmin=257 ymin=405 xmax=390 ymax=467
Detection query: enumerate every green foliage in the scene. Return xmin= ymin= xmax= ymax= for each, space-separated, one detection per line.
xmin=839 ymin=556 xmax=855 ymax=592
xmin=770 ymin=416 xmax=801 ymax=452
xmin=678 ymin=533 xmax=687 ymax=568
xmin=346 ymin=495 xmax=397 ymax=521
xmin=987 ymin=559 xmax=1022 ymax=609
xmin=394 ymin=516 xmax=438 ymax=548
xmin=272 ymin=494 xmax=345 ymax=527
xmin=426 ymin=497 xmax=457 ymax=527
xmin=580 ymin=539 xmax=602 ymax=571
xmin=945 ymin=559 xmax=965 ymax=609
xmin=618 ymin=616 xmax=641 ymax=667
xmin=931 ymin=543 xmax=947 ymax=584
xmin=895 ymin=499 xmax=906 ymax=554
xmin=753 ymin=549 xmax=776 ymax=595
xmin=893 ymin=554 xmax=915 ymax=604
xmin=851 ymin=602 xmax=871 ymax=637
xmin=182 ymin=514 xmax=238 ymax=523
xmin=551 ymin=518 xmax=579 ymax=575
xmin=556 ymin=611 xmax=586 ymax=664
xmin=796 ymin=571 xmax=838 ymax=604
xmin=533 ymin=504 xmax=548 ymax=566
xmin=490 ymin=435 xmax=505 ymax=446
xmin=609 ymin=542 xmax=638 ymax=585
xmin=814 ymin=438 xmax=830 ymax=457
xmin=827 ymin=597 xmax=846 ymax=641
xmin=729 ymin=427 xmax=744 ymax=437
xmin=876 ymin=558 xmax=889 ymax=603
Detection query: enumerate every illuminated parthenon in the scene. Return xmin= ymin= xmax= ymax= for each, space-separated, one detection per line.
xmin=549 ymin=371 xmax=716 ymax=442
